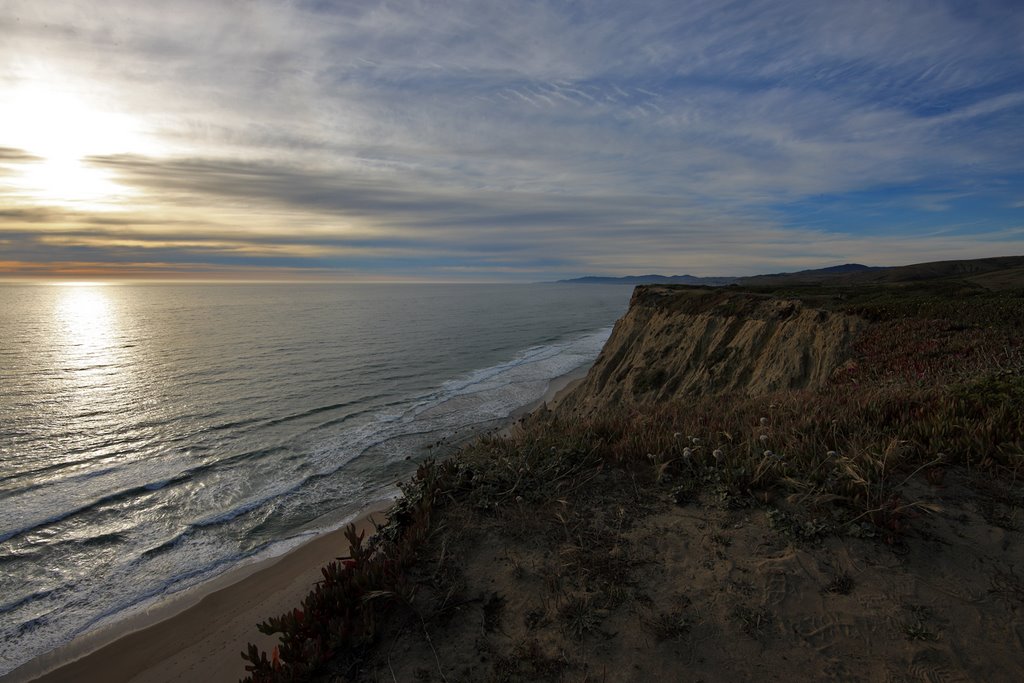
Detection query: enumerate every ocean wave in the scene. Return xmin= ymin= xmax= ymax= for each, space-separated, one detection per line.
xmin=0 ymin=588 xmax=57 ymax=616
xmin=3 ymin=330 xmax=610 ymax=550
xmin=262 ymin=397 xmax=367 ymax=427
xmin=0 ymin=441 xmax=297 ymax=541
xmin=0 ymin=483 xmax=164 ymax=545
xmin=109 ymin=329 xmax=611 ymax=574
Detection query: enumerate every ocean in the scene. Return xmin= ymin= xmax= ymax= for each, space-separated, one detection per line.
xmin=0 ymin=282 xmax=630 ymax=675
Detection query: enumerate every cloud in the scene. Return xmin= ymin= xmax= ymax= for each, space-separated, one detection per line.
xmin=1 ymin=1 xmax=1023 ymax=279
xmin=0 ymin=147 xmax=40 ymax=162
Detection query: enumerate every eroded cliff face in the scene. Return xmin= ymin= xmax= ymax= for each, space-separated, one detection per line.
xmin=560 ymin=286 xmax=863 ymax=412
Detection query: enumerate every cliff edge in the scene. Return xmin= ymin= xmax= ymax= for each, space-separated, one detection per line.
xmin=243 ymin=273 xmax=1024 ymax=683
xmin=560 ymin=286 xmax=863 ymax=412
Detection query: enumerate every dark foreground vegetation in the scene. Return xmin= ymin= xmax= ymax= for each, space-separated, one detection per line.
xmin=242 ymin=264 xmax=1024 ymax=682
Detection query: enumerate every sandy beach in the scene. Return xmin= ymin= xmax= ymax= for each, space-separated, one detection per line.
xmin=4 ymin=503 xmax=391 ymax=683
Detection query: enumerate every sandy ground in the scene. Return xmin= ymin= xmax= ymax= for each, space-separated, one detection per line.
xmin=6 ymin=504 xmax=391 ymax=683
xmin=361 ymin=468 xmax=1024 ymax=683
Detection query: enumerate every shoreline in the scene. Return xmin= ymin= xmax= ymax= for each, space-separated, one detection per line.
xmin=6 ymin=364 xmax=593 ymax=683
xmin=510 ymin=363 xmax=587 ymax=420
xmin=4 ymin=501 xmax=393 ymax=683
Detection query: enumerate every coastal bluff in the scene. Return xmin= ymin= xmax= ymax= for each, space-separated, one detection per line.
xmin=238 ymin=271 xmax=1024 ymax=683
xmin=558 ymin=285 xmax=863 ymax=412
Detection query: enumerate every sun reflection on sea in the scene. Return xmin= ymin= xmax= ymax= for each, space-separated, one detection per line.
xmin=56 ymin=285 xmax=117 ymax=361
xmin=50 ymin=284 xmax=132 ymax=417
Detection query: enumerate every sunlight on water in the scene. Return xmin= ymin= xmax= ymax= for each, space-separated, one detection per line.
xmin=51 ymin=284 xmax=132 ymax=418
xmin=55 ymin=285 xmax=117 ymax=364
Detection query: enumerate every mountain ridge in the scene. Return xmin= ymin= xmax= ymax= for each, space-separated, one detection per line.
xmin=557 ymin=255 xmax=1024 ymax=290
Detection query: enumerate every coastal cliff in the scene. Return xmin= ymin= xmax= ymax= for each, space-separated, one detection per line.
xmin=559 ymin=286 xmax=862 ymax=412
xmin=242 ymin=275 xmax=1024 ymax=683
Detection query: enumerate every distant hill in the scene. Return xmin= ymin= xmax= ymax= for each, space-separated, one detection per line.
xmin=557 ymin=256 xmax=1024 ymax=291
xmin=738 ymin=256 xmax=1024 ymax=290
xmin=737 ymin=263 xmax=880 ymax=286
xmin=557 ymin=274 xmax=738 ymax=286
xmin=841 ymin=255 xmax=1024 ymax=287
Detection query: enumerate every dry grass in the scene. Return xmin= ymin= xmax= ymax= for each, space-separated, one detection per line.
xmin=244 ymin=283 xmax=1024 ymax=681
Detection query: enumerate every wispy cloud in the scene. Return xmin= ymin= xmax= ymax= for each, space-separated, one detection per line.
xmin=1 ymin=1 xmax=1022 ymax=279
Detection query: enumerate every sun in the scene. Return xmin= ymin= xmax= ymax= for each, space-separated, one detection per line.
xmin=0 ymin=82 xmax=159 ymax=209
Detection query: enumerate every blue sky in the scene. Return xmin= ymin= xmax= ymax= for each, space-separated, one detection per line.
xmin=1 ymin=0 xmax=1022 ymax=280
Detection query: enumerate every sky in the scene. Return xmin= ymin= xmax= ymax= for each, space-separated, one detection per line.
xmin=1 ymin=0 xmax=1023 ymax=282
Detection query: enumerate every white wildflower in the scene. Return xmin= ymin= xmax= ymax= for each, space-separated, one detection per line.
xmin=759 ymin=417 xmax=769 ymax=426
xmin=826 ymin=450 xmax=837 ymax=458
xmin=759 ymin=434 xmax=769 ymax=443
xmin=682 ymin=447 xmax=692 ymax=459
xmin=763 ymin=450 xmax=774 ymax=458
xmin=690 ymin=436 xmax=701 ymax=446
xmin=712 ymin=449 xmax=723 ymax=460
